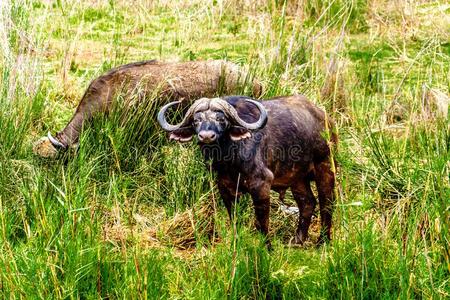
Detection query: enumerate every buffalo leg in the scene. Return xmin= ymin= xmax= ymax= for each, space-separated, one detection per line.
xmin=292 ymin=180 xmax=316 ymax=244
xmin=278 ymin=189 xmax=286 ymax=203
xmin=248 ymin=171 xmax=273 ymax=247
xmin=217 ymin=181 xmax=240 ymax=220
xmin=314 ymin=160 xmax=335 ymax=245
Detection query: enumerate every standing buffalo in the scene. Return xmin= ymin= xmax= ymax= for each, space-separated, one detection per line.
xmin=158 ymin=95 xmax=337 ymax=246
xmin=33 ymin=60 xmax=262 ymax=158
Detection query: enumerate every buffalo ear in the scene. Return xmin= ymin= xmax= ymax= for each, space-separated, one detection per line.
xmin=169 ymin=127 xmax=194 ymax=143
xmin=229 ymin=126 xmax=252 ymax=141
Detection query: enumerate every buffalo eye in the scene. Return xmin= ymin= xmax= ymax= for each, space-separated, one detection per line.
xmin=216 ymin=114 xmax=226 ymax=123
xmin=193 ymin=118 xmax=201 ymax=126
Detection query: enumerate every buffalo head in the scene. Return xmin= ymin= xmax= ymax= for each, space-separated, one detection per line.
xmin=157 ymin=97 xmax=268 ymax=144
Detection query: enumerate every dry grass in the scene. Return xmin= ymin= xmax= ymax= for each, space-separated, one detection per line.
xmin=103 ymin=199 xmax=218 ymax=251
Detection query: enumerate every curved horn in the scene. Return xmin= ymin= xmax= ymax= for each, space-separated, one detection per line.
xmin=212 ymin=98 xmax=268 ymax=130
xmin=157 ymin=100 xmax=203 ymax=132
xmin=47 ymin=132 xmax=66 ymax=149
xmin=157 ymin=101 xmax=182 ymax=132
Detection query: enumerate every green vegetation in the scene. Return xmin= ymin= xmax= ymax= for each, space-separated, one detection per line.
xmin=0 ymin=0 xmax=448 ymax=298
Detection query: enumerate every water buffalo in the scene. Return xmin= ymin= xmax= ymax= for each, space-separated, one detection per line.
xmin=33 ymin=60 xmax=262 ymax=158
xmin=158 ymin=95 xmax=337 ymax=246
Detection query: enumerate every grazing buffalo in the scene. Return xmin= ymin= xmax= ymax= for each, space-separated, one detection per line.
xmin=158 ymin=95 xmax=337 ymax=246
xmin=33 ymin=60 xmax=262 ymax=158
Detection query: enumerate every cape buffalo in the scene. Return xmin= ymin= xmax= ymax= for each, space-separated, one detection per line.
xmin=33 ymin=60 xmax=262 ymax=158
xmin=158 ymin=95 xmax=337 ymax=246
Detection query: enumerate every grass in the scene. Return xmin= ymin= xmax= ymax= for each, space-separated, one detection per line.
xmin=0 ymin=0 xmax=449 ymax=298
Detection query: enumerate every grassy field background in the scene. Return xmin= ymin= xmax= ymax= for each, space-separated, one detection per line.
xmin=0 ymin=0 xmax=449 ymax=298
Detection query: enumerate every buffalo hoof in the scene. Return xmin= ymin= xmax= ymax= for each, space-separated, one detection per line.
xmin=293 ymin=237 xmax=302 ymax=245
xmin=293 ymin=231 xmax=307 ymax=245
xmin=32 ymin=137 xmax=59 ymax=158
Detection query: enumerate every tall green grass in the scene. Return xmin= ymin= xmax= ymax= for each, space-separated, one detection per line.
xmin=0 ymin=0 xmax=448 ymax=298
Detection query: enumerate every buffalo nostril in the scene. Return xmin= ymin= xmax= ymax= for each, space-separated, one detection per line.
xmin=198 ymin=131 xmax=217 ymax=142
